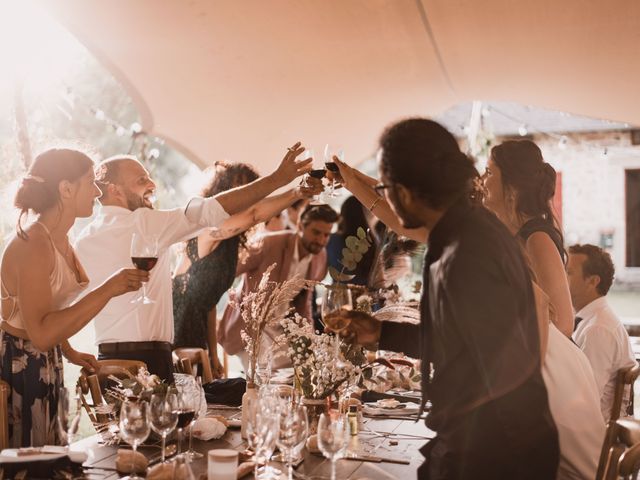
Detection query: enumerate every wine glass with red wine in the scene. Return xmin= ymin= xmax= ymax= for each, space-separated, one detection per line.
xmin=173 ymin=386 xmax=197 ymax=458
xmin=130 ymin=232 xmax=159 ymax=304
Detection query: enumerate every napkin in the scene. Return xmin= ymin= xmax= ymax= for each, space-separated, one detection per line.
xmin=270 ymin=368 xmax=295 ymax=384
xmin=0 ymin=446 xmax=87 ymax=464
xmin=192 ymin=417 xmax=227 ymax=440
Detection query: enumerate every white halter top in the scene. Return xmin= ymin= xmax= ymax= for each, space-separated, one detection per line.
xmin=0 ymin=222 xmax=89 ymax=339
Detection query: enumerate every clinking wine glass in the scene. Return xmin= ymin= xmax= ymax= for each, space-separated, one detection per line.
xmin=323 ymin=144 xmax=343 ymax=198
xmin=119 ymin=400 xmax=151 ymax=480
xmin=130 ymin=232 xmax=159 ymax=304
xmin=301 ymin=149 xmax=326 ymax=204
xmin=317 ymin=413 xmax=350 ymax=480
xmin=149 ymin=392 xmax=178 ymax=464
xmin=321 ymin=285 xmax=353 ymax=364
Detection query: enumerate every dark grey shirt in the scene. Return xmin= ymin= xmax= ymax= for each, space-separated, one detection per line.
xmin=381 ymin=199 xmax=547 ymax=432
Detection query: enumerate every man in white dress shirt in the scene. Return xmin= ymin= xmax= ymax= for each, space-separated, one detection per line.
xmin=75 ymin=143 xmax=311 ymax=380
xmin=568 ymin=243 xmax=637 ymax=421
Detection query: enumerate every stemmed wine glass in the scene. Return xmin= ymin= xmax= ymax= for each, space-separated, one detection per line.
xmin=185 ymin=377 xmax=205 ymax=460
xmin=57 ymin=386 xmax=82 ymax=446
xmin=130 ymin=232 xmax=159 ymax=304
xmin=276 ymin=403 xmax=309 ymax=480
xmin=173 ymin=386 xmax=196 ymax=458
xmin=255 ymin=349 xmax=273 ymax=387
xmin=317 ymin=413 xmax=350 ymax=480
xmin=149 ymin=392 xmax=178 ymax=464
xmin=321 ymin=285 xmax=353 ymax=363
xmin=323 ymin=144 xmax=343 ymax=198
xmin=300 ymin=149 xmax=327 ymax=204
xmin=246 ymin=397 xmax=280 ymax=479
xmin=119 ymin=400 xmax=151 ymax=480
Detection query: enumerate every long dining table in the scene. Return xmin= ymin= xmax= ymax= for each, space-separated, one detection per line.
xmin=73 ymin=405 xmax=433 ymax=479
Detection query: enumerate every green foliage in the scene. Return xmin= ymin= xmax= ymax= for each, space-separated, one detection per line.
xmin=329 ymin=229 xmax=372 ymax=282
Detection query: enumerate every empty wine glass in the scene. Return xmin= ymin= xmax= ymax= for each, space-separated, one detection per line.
xmin=57 ymin=386 xmax=82 ymax=446
xmin=130 ymin=232 xmax=159 ymax=304
xmin=246 ymin=397 xmax=281 ymax=479
xmin=317 ymin=413 xmax=350 ymax=480
xmin=321 ymin=285 xmax=353 ymax=363
xmin=119 ymin=400 xmax=151 ymax=480
xmin=276 ymin=403 xmax=309 ymax=480
xmin=185 ymin=377 xmax=205 ymax=460
xmin=149 ymin=392 xmax=178 ymax=463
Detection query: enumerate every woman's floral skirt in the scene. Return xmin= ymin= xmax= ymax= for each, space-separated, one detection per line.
xmin=0 ymin=330 xmax=63 ymax=447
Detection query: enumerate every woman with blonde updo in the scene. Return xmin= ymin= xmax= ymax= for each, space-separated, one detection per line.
xmin=0 ymin=148 xmax=148 ymax=447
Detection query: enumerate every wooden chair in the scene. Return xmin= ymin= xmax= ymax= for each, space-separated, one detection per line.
xmin=596 ymin=365 xmax=640 ymax=480
xmin=599 ymin=418 xmax=640 ymax=480
xmin=173 ymin=348 xmax=214 ymax=383
xmin=77 ymin=359 xmax=146 ymax=424
xmin=0 ymin=379 xmax=10 ymax=450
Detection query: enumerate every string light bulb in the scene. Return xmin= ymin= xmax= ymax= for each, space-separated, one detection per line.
xmin=558 ymin=136 xmax=568 ymax=150
xmin=518 ymin=124 xmax=528 ymax=136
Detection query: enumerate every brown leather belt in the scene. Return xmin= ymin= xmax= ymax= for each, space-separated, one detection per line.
xmin=99 ymin=341 xmax=172 ymax=354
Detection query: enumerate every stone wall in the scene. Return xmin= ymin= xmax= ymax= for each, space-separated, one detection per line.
xmin=518 ymin=130 xmax=640 ymax=285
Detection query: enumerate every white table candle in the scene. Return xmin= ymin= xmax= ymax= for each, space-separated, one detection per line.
xmin=208 ymin=449 xmax=238 ymax=480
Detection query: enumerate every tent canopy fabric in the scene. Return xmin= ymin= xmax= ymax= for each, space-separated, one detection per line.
xmin=45 ymin=0 xmax=640 ymax=170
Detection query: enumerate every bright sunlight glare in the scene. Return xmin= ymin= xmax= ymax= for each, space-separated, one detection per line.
xmin=0 ymin=0 xmax=82 ymax=94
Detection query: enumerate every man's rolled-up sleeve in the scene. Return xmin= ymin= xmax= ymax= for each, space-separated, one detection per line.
xmin=184 ymin=196 xmax=230 ymax=228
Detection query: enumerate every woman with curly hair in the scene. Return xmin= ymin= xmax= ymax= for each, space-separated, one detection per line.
xmin=172 ymin=161 xmax=319 ymax=376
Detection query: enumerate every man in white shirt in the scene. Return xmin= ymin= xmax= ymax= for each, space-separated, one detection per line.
xmin=75 ymin=143 xmax=311 ymax=380
xmin=568 ymin=243 xmax=637 ymax=420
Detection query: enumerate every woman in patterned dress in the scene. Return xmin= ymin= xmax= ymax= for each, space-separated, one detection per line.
xmin=0 ymin=149 xmax=147 ymax=447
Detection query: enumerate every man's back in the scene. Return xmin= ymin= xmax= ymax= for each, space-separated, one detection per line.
xmin=423 ymin=200 xmax=545 ymax=432
xmin=573 ymin=296 xmax=637 ymax=420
